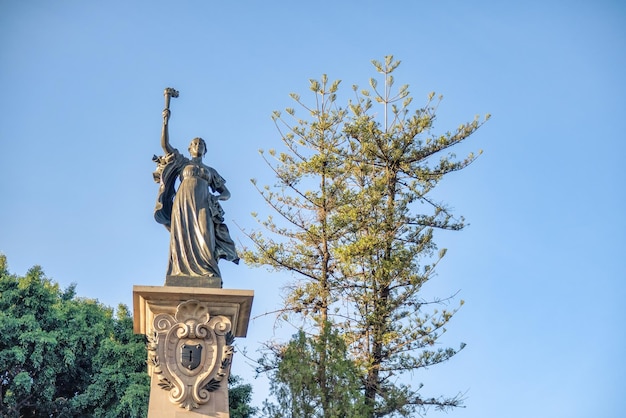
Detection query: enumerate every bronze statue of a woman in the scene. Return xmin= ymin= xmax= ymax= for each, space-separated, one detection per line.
xmin=152 ymin=88 xmax=239 ymax=287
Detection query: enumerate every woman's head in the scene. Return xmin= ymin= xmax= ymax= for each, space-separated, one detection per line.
xmin=188 ymin=137 xmax=207 ymax=158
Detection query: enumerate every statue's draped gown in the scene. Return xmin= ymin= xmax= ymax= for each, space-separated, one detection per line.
xmin=154 ymin=150 xmax=239 ymax=278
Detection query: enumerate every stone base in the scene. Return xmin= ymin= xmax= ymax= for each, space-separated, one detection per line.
xmin=133 ymin=285 xmax=254 ymax=337
xmin=133 ymin=285 xmax=254 ymax=418
xmin=165 ymin=275 xmax=222 ymax=288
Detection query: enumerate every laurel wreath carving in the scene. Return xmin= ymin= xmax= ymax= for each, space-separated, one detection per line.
xmin=147 ymin=330 xmax=175 ymax=391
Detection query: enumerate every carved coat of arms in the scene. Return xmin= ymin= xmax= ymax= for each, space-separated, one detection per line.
xmin=147 ymin=300 xmax=234 ymax=410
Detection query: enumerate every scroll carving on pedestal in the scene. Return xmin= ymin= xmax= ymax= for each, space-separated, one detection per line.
xmin=147 ymin=300 xmax=234 ymax=410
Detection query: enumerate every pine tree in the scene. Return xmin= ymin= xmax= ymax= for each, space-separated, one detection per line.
xmin=243 ymin=56 xmax=489 ymax=417
xmin=244 ymin=74 xmax=355 ymax=417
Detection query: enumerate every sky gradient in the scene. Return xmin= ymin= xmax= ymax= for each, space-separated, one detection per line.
xmin=1 ymin=1 xmax=625 ymax=416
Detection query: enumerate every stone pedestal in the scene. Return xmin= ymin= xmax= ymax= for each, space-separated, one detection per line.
xmin=133 ymin=286 xmax=253 ymax=418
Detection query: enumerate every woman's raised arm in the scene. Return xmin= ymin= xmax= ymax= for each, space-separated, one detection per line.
xmin=161 ymin=108 xmax=174 ymax=154
xmin=161 ymin=88 xmax=178 ymax=154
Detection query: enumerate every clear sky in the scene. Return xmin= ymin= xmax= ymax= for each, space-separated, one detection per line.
xmin=1 ymin=1 xmax=624 ymax=416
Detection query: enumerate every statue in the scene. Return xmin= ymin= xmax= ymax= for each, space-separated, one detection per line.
xmin=152 ymin=88 xmax=239 ymax=285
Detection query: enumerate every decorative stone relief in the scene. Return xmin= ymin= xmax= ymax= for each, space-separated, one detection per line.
xmin=147 ymin=300 xmax=234 ymax=410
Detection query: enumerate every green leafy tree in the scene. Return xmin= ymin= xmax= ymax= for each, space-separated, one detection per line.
xmin=70 ymin=304 xmax=149 ymax=417
xmin=260 ymin=326 xmax=367 ymax=418
xmin=0 ymin=255 xmax=257 ymax=417
xmin=0 ymin=254 xmax=147 ymax=417
xmin=243 ymin=56 xmax=489 ymax=417
xmin=229 ymin=374 xmax=259 ymax=418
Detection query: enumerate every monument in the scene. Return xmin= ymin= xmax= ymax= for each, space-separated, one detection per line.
xmin=133 ymin=88 xmax=253 ymax=417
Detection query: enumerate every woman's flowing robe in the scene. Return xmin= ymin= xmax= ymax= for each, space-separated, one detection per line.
xmin=153 ymin=150 xmax=239 ymax=278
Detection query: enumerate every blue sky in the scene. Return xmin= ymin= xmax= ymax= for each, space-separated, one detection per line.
xmin=1 ymin=1 xmax=624 ymax=416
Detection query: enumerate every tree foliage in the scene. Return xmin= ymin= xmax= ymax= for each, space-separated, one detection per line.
xmin=260 ymin=326 xmax=368 ymax=418
xmin=242 ymin=56 xmax=489 ymax=417
xmin=0 ymin=254 xmax=149 ymax=417
xmin=229 ymin=374 xmax=259 ymax=418
xmin=70 ymin=304 xmax=150 ymax=417
xmin=0 ymin=255 xmax=258 ymax=417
